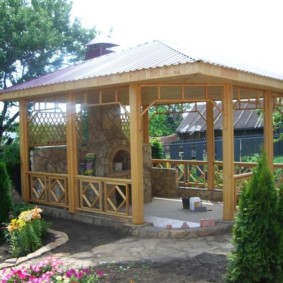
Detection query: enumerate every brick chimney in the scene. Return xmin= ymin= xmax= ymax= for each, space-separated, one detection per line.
xmin=85 ymin=37 xmax=118 ymax=60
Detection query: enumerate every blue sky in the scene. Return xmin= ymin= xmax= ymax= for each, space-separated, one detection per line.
xmin=71 ymin=0 xmax=283 ymax=75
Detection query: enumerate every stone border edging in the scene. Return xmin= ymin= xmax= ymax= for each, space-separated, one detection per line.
xmin=129 ymin=221 xmax=233 ymax=239
xmin=0 ymin=229 xmax=68 ymax=270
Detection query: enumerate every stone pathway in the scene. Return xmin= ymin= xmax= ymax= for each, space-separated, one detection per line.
xmin=1 ymin=216 xmax=233 ymax=271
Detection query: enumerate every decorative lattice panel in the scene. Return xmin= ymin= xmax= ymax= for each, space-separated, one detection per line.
xmin=104 ymin=182 xmax=130 ymax=216
xmin=76 ymin=112 xmax=83 ymax=144
xmin=49 ymin=177 xmax=68 ymax=206
xmin=30 ymin=174 xmax=47 ymax=202
xmin=121 ymin=112 xmax=130 ymax=138
xmin=29 ymin=173 xmax=68 ymax=207
xmin=79 ymin=179 xmax=102 ymax=211
xmin=28 ymin=111 xmax=67 ymax=146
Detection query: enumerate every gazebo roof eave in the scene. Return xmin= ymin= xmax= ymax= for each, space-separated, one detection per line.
xmin=1 ymin=61 xmax=283 ymax=101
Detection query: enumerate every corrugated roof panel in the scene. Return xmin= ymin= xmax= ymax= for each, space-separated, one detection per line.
xmin=1 ymin=39 xmax=283 ymax=95
xmin=177 ymin=102 xmax=263 ymax=133
xmin=1 ymin=41 xmax=195 ymax=94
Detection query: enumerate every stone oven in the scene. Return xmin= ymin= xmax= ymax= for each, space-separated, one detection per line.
xmin=30 ymin=103 xmax=152 ymax=203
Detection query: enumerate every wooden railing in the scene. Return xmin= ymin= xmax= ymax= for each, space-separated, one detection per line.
xmin=152 ymin=159 xmax=209 ymax=188
xmin=152 ymin=159 xmax=283 ymax=202
xmin=29 ymin=172 xmax=69 ymax=208
xmin=28 ymin=172 xmax=132 ymax=219
xmin=76 ymin=175 xmax=132 ymax=218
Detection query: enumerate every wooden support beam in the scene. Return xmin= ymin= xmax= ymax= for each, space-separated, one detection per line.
xmin=222 ymin=85 xmax=235 ymax=221
xmin=129 ymin=84 xmax=144 ymax=225
xmin=142 ymin=105 xmax=149 ymax=143
xmin=66 ymin=93 xmax=78 ymax=213
xmin=206 ymin=100 xmax=215 ymax=190
xmin=19 ymin=99 xmax=30 ymax=201
xmin=264 ymin=91 xmax=274 ymax=170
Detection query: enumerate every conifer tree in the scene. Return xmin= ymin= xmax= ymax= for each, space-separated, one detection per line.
xmin=226 ymin=152 xmax=281 ymax=283
xmin=0 ymin=161 xmax=13 ymax=241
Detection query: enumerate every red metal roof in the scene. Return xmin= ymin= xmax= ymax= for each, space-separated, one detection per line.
xmin=1 ymin=40 xmax=282 ymax=95
xmin=0 ymin=40 xmax=196 ymax=94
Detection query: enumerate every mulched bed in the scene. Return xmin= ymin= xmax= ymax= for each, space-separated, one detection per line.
xmin=96 ymin=253 xmax=227 ymax=282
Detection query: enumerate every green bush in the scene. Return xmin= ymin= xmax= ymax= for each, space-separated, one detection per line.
xmin=151 ymin=138 xmax=165 ymax=159
xmin=278 ymin=185 xmax=283 ymax=280
xmin=0 ymin=161 xmax=13 ymax=242
xmin=0 ymin=142 xmax=21 ymax=194
xmin=226 ymin=152 xmax=282 ymax=283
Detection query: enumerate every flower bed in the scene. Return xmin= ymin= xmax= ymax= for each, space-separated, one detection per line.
xmin=1 ymin=257 xmax=104 ymax=282
xmin=6 ymin=207 xmax=49 ymax=257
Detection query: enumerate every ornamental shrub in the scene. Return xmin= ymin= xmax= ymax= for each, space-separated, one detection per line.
xmin=226 ymin=152 xmax=281 ymax=283
xmin=0 ymin=161 xmax=13 ymax=242
xmin=0 ymin=141 xmax=21 ymax=194
xmin=151 ymin=138 xmax=165 ymax=159
xmin=278 ymin=184 xmax=283 ymax=281
xmin=0 ymin=142 xmax=21 ymax=194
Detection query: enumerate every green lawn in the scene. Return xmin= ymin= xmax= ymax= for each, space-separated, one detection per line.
xmin=274 ymin=156 xmax=283 ymax=163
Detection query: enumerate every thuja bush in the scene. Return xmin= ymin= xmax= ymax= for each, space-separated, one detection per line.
xmin=151 ymin=138 xmax=165 ymax=159
xmin=6 ymin=207 xmax=49 ymax=257
xmin=0 ymin=142 xmax=21 ymax=194
xmin=226 ymin=152 xmax=282 ymax=283
xmin=0 ymin=161 xmax=13 ymax=242
xmin=278 ymin=185 xmax=283 ymax=280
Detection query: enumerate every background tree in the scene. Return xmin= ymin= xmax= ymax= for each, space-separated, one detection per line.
xmin=0 ymin=0 xmax=96 ymax=145
xmin=149 ymin=104 xmax=185 ymax=137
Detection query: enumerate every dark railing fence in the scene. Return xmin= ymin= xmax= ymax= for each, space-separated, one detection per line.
xmin=169 ymin=134 xmax=283 ymax=162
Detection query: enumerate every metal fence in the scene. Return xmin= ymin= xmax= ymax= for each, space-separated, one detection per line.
xmin=169 ymin=134 xmax=283 ymax=161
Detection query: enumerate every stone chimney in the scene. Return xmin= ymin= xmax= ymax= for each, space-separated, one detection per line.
xmin=85 ymin=37 xmax=118 ymax=60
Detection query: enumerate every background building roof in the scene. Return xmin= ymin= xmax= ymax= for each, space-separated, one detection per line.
xmin=176 ymin=102 xmax=263 ymax=134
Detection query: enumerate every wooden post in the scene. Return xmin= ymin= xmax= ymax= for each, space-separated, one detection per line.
xmin=206 ymin=100 xmax=215 ymax=190
xmin=66 ymin=93 xmax=78 ymax=213
xmin=222 ymin=85 xmax=235 ymax=221
xmin=129 ymin=84 xmax=144 ymax=225
xmin=19 ymin=99 xmax=30 ymax=201
xmin=142 ymin=105 xmax=149 ymax=143
xmin=264 ymin=91 xmax=274 ymax=170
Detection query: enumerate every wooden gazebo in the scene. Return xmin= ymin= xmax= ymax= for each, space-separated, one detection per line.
xmin=1 ymin=40 xmax=283 ymax=225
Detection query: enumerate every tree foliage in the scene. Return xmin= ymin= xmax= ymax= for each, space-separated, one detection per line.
xmin=149 ymin=105 xmax=184 ymax=137
xmin=0 ymin=0 xmax=96 ymax=144
xmin=226 ymin=152 xmax=282 ymax=283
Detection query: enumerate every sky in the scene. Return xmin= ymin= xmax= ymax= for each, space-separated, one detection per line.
xmin=71 ymin=0 xmax=283 ymax=76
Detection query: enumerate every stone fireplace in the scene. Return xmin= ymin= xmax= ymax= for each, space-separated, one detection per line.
xmin=30 ymin=103 xmax=152 ymax=203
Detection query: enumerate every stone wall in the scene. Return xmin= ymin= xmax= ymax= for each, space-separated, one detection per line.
xmin=178 ymin=188 xmax=223 ymax=201
xmin=151 ymin=167 xmax=223 ymax=201
xmin=30 ymin=147 xmax=67 ymax=173
xmin=151 ymin=168 xmax=179 ymax=198
xmin=143 ymin=144 xmax=152 ymax=203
